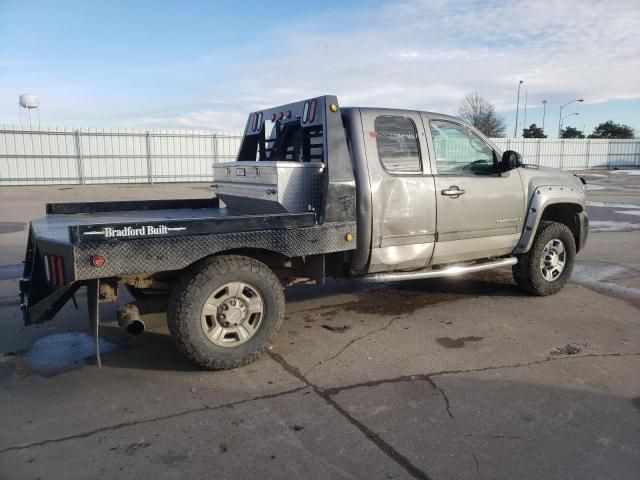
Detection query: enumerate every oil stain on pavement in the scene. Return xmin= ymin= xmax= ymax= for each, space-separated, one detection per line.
xmin=436 ymin=336 xmax=483 ymax=348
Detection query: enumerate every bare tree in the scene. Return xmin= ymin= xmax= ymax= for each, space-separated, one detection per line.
xmin=458 ymin=92 xmax=507 ymax=138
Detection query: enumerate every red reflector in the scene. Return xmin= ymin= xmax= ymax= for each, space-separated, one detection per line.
xmin=49 ymin=255 xmax=58 ymax=286
xmin=57 ymin=256 xmax=65 ymax=285
xmin=308 ymin=99 xmax=318 ymax=123
xmin=92 ymin=255 xmax=106 ymax=267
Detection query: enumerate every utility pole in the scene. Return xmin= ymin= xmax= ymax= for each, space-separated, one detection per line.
xmin=514 ymin=80 xmax=523 ymax=137
xmin=542 ymin=100 xmax=547 ymax=131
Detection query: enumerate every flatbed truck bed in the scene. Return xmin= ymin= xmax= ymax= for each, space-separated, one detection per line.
xmin=21 ymin=196 xmax=355 ymax=328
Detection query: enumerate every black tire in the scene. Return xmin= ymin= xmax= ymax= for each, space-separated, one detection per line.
xmin=167 ymin=255 xmax=284 ymax=370
xmin=513 ymin=221 xmax=576 ymax=296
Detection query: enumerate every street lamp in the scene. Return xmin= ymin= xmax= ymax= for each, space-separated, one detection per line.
xmin=523 ymin=90 xmax=528 ymax=130
xmin=559 ymin=112 xmax=579 ymax=136
xmin=541 ymin=100 xmax=548 ymax=131
xmin=514 ymin=80 xmax=523 ymax=137
xmin=558 ymin=98 xmax=584 ymax=137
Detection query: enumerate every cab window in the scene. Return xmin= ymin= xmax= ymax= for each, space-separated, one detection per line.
xmin=374 ymin=116 xmax=422 ymax=173
xmin=429 ymin=120 xmax=496 ymax=175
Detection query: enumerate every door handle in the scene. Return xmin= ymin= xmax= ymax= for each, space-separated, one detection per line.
xmin=441 ymin=186 xmax=465 ymax=198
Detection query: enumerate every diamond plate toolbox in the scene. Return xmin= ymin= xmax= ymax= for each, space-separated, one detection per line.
xmin=213 ymin=161 xmax=324 ymax=214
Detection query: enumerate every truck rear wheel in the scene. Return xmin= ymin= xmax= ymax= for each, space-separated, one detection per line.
xmin=513 ymin=221 xmax=576 ymax=296
xmin=167 ymin=255 xmax=284 ymax=370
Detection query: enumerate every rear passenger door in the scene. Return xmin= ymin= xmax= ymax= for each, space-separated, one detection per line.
xmin=424 ymin=117 xmax=525 ymax=264
xmin=361 ymin=111 xmax=437 ymax=272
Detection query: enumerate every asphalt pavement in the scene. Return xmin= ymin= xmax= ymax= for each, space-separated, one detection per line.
xmin=0 ymin=171 xmax=638 ymax=480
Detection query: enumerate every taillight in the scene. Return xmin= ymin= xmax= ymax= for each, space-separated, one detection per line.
xmin=57 ymin=257 xmax=65 ymax=285
xmin=43 ymin=254 xmax=50 ymax=283
xmin=49 ymin=255 xmax=57 ymax=285
xmin=44 ymin=254 xmax=66 ymax=286
xmin=302 ymin=99 xmax=318 ymax=124
xmin=251 ymin=112 xmax=263 ymax=132
xmin=308 ymin=99 xmax=318 ymax=123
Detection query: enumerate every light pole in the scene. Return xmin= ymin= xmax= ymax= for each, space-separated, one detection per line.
xmin=523 ymin=90 xmax=528 ymax=130
xmin=541 ymin=100 xmax=547 ymax=131
xmin=559 ymin=112 xmax=579 ymax=137
xmin=558 ymin=98 xmax=583 ymax=137
xmin=514 ymin=80 xmax=523 ymax=137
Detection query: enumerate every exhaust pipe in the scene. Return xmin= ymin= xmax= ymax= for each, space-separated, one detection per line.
xmin=117 ymin=303 xmax=145 ymax=336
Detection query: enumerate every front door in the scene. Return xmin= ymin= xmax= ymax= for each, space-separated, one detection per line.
xmin=424 ymin=117 xmax=525 ymax=264
xmin=361 ymin=110 xmax=437 ymax=272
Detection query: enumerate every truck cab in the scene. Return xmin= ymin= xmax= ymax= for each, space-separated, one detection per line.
xmin=345 ymin=108 xmax=527 ymax=273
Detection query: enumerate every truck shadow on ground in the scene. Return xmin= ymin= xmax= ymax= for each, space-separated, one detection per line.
xmin=287 ymin=268 xmax=522 ymax=316
xmin=2 ymin=269 xmax=524 ymax=375
xmin=102 ymin=269 xmax=522 ymax=372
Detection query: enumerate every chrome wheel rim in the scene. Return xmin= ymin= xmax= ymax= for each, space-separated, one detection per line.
xmin=540 ymin=239 xmax=566 ymax=282
xmin=201 ymin=282 xmax=264 ymax=347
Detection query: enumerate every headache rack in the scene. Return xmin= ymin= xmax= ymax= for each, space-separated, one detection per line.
xmin=216 ymin=95 xmax=356 ymax=224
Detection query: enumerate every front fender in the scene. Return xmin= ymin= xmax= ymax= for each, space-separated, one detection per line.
xmin=513 ymin=185 xmax=586 ymax=254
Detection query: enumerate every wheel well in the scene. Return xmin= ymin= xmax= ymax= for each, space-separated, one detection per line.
xmin=119 ymin=249 xmax=291 ymax=291
xmin=207 ymin=248 xmax=324 ymax=286
xmin=122 ymin=249 xmax=328 ymax=290
xmin=215 ymin=248 xmax=290 ymax=268
xmin=540 ymin=203 xmax=583 ymax=250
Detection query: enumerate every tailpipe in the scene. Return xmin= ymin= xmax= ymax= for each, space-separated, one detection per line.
xmin=117 ymin=303 xmax=145 ymax=336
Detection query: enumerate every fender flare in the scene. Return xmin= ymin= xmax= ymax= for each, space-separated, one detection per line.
xmin=514 ymin=185 xmax=585 ymax=254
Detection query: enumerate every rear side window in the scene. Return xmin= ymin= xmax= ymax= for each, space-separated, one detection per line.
xmin=374 ymin=116 xmax=421 ymax=173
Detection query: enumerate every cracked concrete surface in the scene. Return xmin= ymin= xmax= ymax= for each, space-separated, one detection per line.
xmin=1 ymin=171 xmax=640 ymax=479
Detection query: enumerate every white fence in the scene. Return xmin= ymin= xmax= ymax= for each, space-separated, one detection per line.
xmin=0 ymin=125 xmax=638 ymax=185
xmin=0 ymin=126 xmax=242 ymax=185
xmin=492 ymin=138 xmax=640 ymax=171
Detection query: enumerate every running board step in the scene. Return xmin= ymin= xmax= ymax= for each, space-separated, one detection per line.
xmin=356 ymin=257 xmax=518 ymax=283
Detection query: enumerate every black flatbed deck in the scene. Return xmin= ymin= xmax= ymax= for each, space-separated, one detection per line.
xmin=30 ymin=198 xmax=316 ymax=245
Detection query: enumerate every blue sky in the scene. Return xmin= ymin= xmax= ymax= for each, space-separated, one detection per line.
xmin=1 ymin=0 xmax=639 ymax=137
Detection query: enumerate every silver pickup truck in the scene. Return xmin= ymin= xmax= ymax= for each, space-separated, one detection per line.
xmin=20 ymin=95 xmax=588 ymax=369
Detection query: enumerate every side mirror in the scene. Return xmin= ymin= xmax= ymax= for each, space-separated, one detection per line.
xmin=500 ymin=150 xmax=522 ymax=173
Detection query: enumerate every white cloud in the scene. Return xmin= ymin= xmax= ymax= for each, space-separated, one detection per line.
xmin=149 ymin=0 xmax=640 ymax=129
xmin=3 ymin=0 xmax=639 ymax=130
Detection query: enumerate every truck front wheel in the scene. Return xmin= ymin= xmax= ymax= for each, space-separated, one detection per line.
xmin=513 ymin=221 xmax=576 ymax=296
xmin=167 ymin=255 xmax=284 ymax=370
